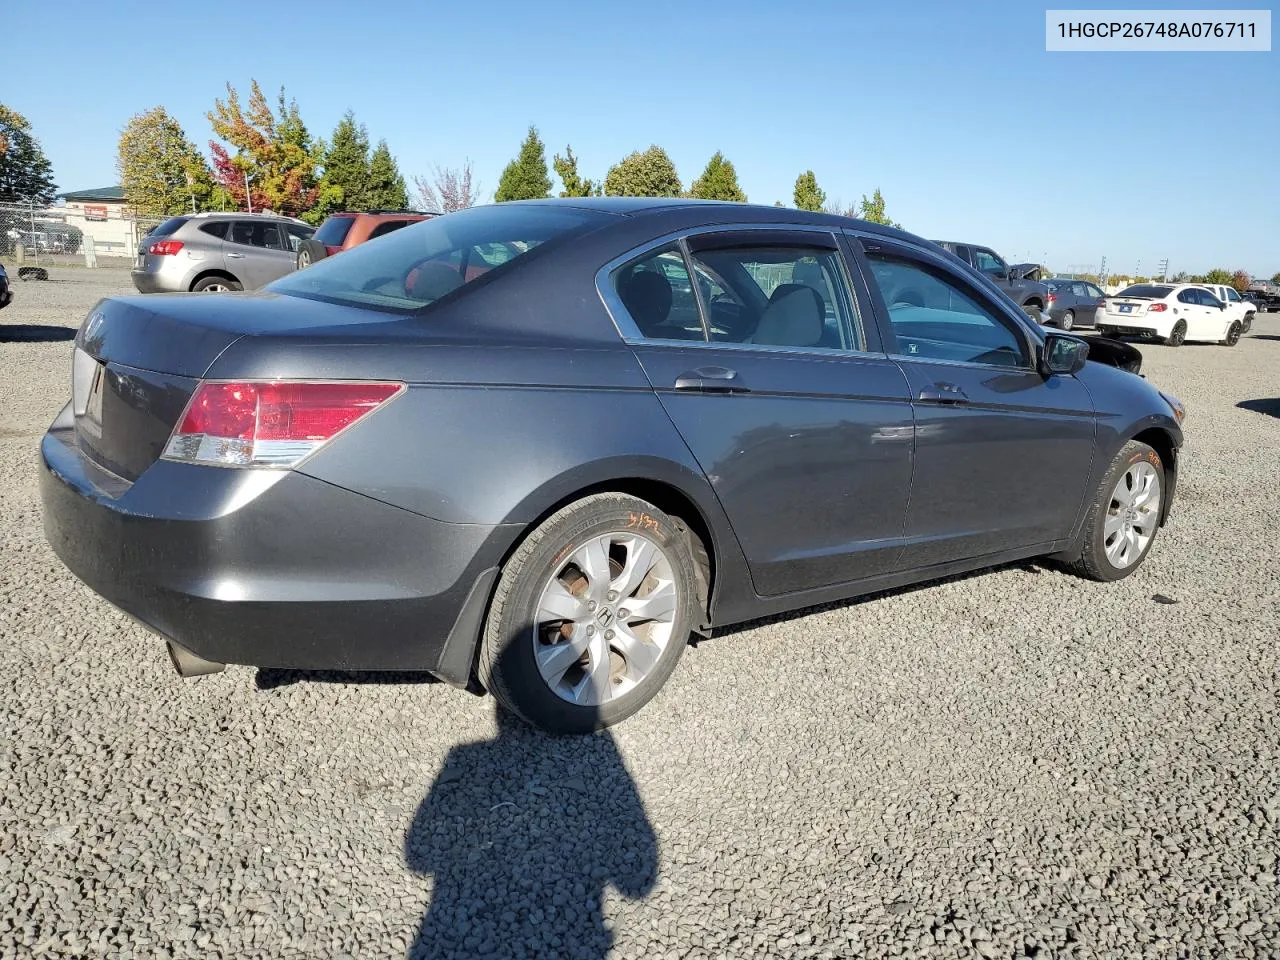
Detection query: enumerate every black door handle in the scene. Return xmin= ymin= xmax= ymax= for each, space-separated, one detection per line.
xmin=918 ymin=382 xmax=969 ymax=404
xmin=673 ymin=366 xmax=746 ymax=393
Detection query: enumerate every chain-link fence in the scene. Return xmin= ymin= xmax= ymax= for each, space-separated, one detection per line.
xmin=0 ymin=201 xmax=167 ymax=277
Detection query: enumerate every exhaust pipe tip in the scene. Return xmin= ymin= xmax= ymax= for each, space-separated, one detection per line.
xmin=167 ymin=641 xmax=226 ymax=678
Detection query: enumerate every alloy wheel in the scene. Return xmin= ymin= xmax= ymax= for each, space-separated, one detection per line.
xmin=532 ymin=533 xmax=679 ymax=706
xmin=1104 ymin=461 xmax=1161 ymax=569
xmin=1061 ymin=311 xmax=1074 ymax=331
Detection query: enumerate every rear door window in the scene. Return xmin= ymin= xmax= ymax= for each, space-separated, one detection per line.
xmin=229 ymin=220 xmax=286 ymax=249
xmin=613 ymin=245 xmax=704 ymax=340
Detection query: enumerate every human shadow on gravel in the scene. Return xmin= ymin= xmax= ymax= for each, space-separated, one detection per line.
xmin=404 ymin=702 xmax=656 ymax=960
xmin=1237 ymin=398 xmax=1280 ymax=419
xmin=0 ymin=324 xmax=76 ymax=343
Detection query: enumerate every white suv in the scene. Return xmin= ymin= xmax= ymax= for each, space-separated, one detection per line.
xmin=1198 ymin=283 xmax=1256 ymax=333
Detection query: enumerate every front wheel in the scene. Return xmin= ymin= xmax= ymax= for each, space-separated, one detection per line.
xmin=1164 ymin=320 xmax=1186 ymax=346
xmin=1064 ymin=440 xmax=1164 ymax=582
xmin=1221 ymin=320 xmax=1242 ymax=346
xmin=1023 ymin=304 xmax=1043 ymax=324
xmin=1241 ymin=312 xmax=1253 ymax=333
xmin=478 ymin=493 xmax=701 ymax=734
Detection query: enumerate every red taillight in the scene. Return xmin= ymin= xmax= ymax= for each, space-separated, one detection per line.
xmin=164 ymin=380 xmax=404 ymax=467
xmin=1047 ymin=294 xmax=1057 ymax=304
xmin=149 ymin=240 xmax=185 ymax=256
xmin=1149 ymin=303 xmax=1168 ymax=312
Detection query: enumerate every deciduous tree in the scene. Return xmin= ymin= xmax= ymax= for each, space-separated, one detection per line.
xmin=0 ymin=104 xmax=56 ymax=205
xmin=415 ymin=162 xmax=480 ymax=213
xmin=1230 ymin=269 xmax=1250 ymax=293
xmin=117 ymin=107 xmax=213 ymax=216
xmin=553 ymin=145 xmax=600 ymax=198
xmin=1203 ymin=267 xmax=1233 ymax=285
xmin=494 ymin=126 xmax=552 ymax=202
xmin=604 ymin=146 xmax=681 ymax=198
xmin=792 ymin=171 xmax=825 ymax=212
xmin=207 ymin=81 xmax=320 ymax=216
xmin=689 ymin=151 xmax=746 ymax=202
xmin=366 ymin=141 xmax=408 ymax=210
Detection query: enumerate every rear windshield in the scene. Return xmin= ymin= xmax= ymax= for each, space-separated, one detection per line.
xmin=314 ymin=216 xmax=356 ymax=246
xmin=1117 ymin=284 xmax=1172 ymax=299
xmin=270 ymin=205 xmax=609 ymax=312
xmin=150 ymin=216 xmax=189 ymax=238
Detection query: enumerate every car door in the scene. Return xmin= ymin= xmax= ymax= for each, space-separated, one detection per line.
xmin=226 ymin=220 xmax=295 ymax=289
xmin=604 ymin=228 xmax=915 ymax=597
xmin=851 ymin=235 xmax=1097 ymax=567
xmin=1082 ymin=283 xmax=1105 ymax=325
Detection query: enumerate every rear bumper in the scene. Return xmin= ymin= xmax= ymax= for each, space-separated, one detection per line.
xmin=39 ymin=415 xmax=515 ymax=684
xmin=129 ymin=269 xmax=172 ymax=294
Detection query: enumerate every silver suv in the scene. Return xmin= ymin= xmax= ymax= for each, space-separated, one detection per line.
xmin=130 ymin=212 xmax=314 ymax=294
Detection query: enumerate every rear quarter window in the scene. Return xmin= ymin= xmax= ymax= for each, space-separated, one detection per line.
xmin=315 ymin=217 xmax=356 ymax=246
xmin=198 ymin=221 xmax=229 ymax=239
xmin=150 ymin=216 xmax=189 ymax=237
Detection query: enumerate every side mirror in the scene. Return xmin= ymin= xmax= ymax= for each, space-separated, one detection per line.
xmin=1039 ymin=332 xmax=1089 ymax=376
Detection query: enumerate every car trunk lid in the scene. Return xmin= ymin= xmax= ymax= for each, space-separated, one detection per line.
xmin=72 ymin=292 xmax=397 ymax=482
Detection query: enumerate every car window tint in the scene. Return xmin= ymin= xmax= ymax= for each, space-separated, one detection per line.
xmin=271 ymin=205 xmax=608 ymax=313
xmin=613 ymin=245 xmax=705 ymax=341
xmin=971 ymin=249 xmax=1006 ymax=277
xmin=1226 ymin=288 xmax=1240 ymax=301
xmin=198 ymin=221 xmax=228 ymax=239
xmin=283 ymin=222 xmax=312 ymax=251
xmin=1071 ymin=282 xmax=1088 ymax=297
xmin=688 ymin=245 xmax=860 ymax=351
xmin=150 ymin=216 xmax=189 ymax=238
xmin=1085 ymin=283 xmax=1104 ymax=298
xmin=1177 ymin=290 xmax=1196 ymax=304
xmin=866 ymin=253 xmax=1029 ymax=368
xmin=314 ymin=217 xmax=356 ymax=246
xmin=368 ymin=220 xmax=413 ymax=241
xmin=230 ymin=221 xmax=285 ymax=250
xmin=952 ymin=244 xmax=971 ymax=263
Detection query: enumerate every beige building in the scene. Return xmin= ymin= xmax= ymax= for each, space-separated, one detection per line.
xmin=45 ymin=186 xmax=141 ymax=258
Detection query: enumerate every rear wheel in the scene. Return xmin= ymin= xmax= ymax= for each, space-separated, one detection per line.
xmin=1064 ymin=440 xmax=1164 ymax=582
xmin=296 ymin=249 xmax=312 ymax=269
xmin=1164 ymin=320 xmax=1186 ymax=346
xmin=1221 ymin=320 xmax=1242 ymax=346
xmin=478 ymin=493 xmax=700 ymax=734
xmin=1060 ymin=310 xmax=1075 ymax=331
xmin=1023 ymin=304 xmax=1043 ymax=324
xmin=191 ymin=275 xmax=241 ymax=293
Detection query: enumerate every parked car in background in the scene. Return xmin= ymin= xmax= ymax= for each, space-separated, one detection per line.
xmin=1198 ymin=283 xmax=1256 ymax=333
xmin=0 ymin=264 xmax=11 ymax=310
xmin=1244 ymin=280 xmax=1280 ymax=312
xmin=42 ymin=199 xmax=1184 ymax=733
xmin=130 ymin=212 xmax=314 ymax=294
xmin=295 ymin=210 xmax=437 ymax=268
xmin=1045 ymin=279 xmax=1106 ymax=330
xmin=1098 ymin=282 xmax=1243 ymax=346
xmin=934 ymin=241 xmax=1052 ymax=323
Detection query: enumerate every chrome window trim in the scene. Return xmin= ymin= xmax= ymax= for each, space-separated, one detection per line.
xmin=594 ymin=223 xmax=877 ymax=357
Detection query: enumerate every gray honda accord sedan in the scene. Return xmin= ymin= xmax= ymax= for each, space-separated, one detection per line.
xmin=41 ymin=199 xmax=1185 ymax=733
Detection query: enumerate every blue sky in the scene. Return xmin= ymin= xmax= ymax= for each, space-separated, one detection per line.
xmin=8 ymin=0 xmax=1277 ymax=275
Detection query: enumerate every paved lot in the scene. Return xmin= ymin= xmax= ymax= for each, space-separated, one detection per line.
xmin=2 ymin=268 xmax=1277 ymax=959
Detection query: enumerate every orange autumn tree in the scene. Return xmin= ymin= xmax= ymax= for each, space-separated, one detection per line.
xmin=207 ymin=80 xmax=319 ymax=218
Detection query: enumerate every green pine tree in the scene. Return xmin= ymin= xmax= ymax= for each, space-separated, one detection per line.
xmin=494 ymin=126 xmax=552 ymax=202
xmin=319 ymin=111 xmax=371 ymax=212
xmin=0 ymin=104 xmax=57 ymax=204
xmin=792 ymin=171 xmax=825 ymax=212
xmin=365 ymin=141 xmax=408 ymax=209
xmin=689 ymin=151 xmax=746 ymax=202
xmin=857 ymin=188 xmax=899 ymax=227
xmin=553 ymin=145 xmax=600 ymax=197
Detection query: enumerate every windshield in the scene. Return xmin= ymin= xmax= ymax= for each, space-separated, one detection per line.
xmin=1117 ymin=284 xmax=1173 ymax=299
xmin=270 ymin=205 xmax=608 ymax=311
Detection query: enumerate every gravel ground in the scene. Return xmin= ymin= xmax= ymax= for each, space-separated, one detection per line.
xmin=2 ymin=268 xmax=1277 ymax=959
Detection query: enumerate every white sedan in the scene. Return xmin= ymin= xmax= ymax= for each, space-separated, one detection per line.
xmin=1097 ymin=283 xmax=1243 ymax=347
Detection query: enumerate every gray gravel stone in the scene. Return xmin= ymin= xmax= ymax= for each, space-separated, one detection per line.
xmin=1 ymin=269 xmax=1278 ymax=958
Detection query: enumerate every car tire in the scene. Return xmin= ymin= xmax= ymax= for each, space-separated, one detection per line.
xmin=478 ymin=493 xmax=701 ymax=734
xmin=1164 ymin=320 xmax=1186 ymax=346
xmin=1064 ymin=439 xmax=1165 ymax=582
xmin=1023 ymin=304 xmax=1043 ymax=324
xmin=1241 ymin=312 xmax=1253 ymax=333
xmin=1060 ymin=310 xmax=1075 ymax=331
xmin=297 ymin=249 xmax=312 ymax=270
xmin=1221 ymin=320 xmax=1242 ymax=346
xmin=191 ymin=276 xmax=242 ymax=293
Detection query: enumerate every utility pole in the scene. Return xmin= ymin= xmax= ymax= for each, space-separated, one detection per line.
xmin=1157 ymin=258 xmax=1168 ymax=281
xmin=243 ymin=170 xmax=254 ymax=214
xmin=1100 ymin=255 xmax=1108 ymax=284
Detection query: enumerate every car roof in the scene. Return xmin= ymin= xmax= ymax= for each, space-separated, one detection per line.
xmin=502 ymin=196 xmax=922 ymax=242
